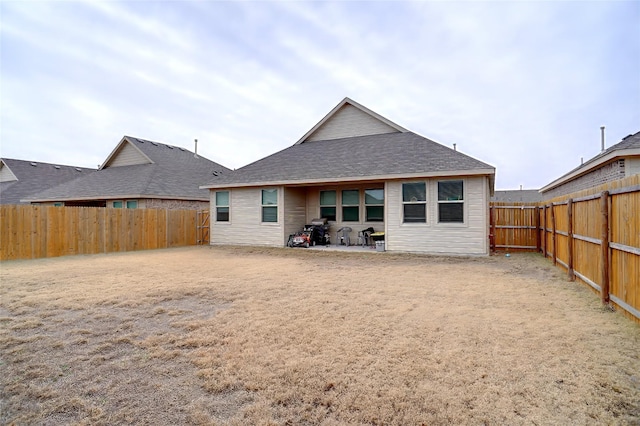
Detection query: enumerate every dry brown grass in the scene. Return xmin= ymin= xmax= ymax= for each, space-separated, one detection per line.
xmin=1 ymin=246 xmax=639 ymax=425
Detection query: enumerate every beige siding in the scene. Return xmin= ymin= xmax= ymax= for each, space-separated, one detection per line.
xmin=0 ymin=163 xmax=18 ymax=182
xmin=306 ymin=105 xmax=400 ymax=142
xmin=626 ymin=157 xmax=640 ymax=177
xmin=386 ymin=176 xmax=489 ymax=255
xmin=284 ymin=187 xmax=307 ymax=243
xmin=210 ymin=187 xmax=283 ymax=247
xmin=105 ymin=142 xmax=151 ymax=168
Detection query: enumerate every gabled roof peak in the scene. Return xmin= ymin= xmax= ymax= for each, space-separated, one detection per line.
xmin=295 ymin=97 xmax=408 ymax=145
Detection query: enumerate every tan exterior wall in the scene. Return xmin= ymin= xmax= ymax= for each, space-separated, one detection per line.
xmin=210 ymin=187 xmax=284 ymax=247
xmin=283 ymin=187 xmax=307 ymax=243
xmin=306 ymin=104 xmax=400 ymax=142
xmin=386 ymin=176 xmax=489 ymax=255
xmin=626 ymin=157 xmax=640 ymax=177
xmin=106 ymin=142 xmax=150 ymax=168
xmin=143 ymin=199 xmax=208 ymax=211
xmin=209 ymin=176 xmax=491 ymax=254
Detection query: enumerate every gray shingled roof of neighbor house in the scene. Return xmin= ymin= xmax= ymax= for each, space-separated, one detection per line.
xmin=202 ymin=131 xmax=495 ymax=188
xmin=0 ymin=158 xmax=96 ymax=205
xmin=542 ymin=130 xmax=640 ymax=191
xmin=25 ymin=137 xmax=231 ymax=202
xmin=491 ymin=189 xmax=543 ymax=203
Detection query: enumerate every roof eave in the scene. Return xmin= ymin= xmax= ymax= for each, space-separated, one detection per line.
xmin=201 ymin=168 xmax=495 ymax=190
xmin=540 ymin=148 xmax=640 ymax=193
xmin=22 ymin=194 xmax=210 ymax=203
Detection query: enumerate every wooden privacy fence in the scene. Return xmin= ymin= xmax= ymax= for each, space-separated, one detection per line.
xmin=490 ymin=175 xmax=640 ymax=323
xmin=0 ymin=205 xmax=208 ymax=261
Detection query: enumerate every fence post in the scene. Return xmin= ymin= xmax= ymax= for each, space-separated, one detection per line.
xmin=551 ymin=203 xmax=556 ymax=265
xmin=489 ymin=206 xmax=495 ymax=253
xmin=567 ymin=198 xmax=575 ymax=281
xmin=535 ymin=206 xmax=541 ymax=253
xmin=601 ymin=191 xmax=610 ymax=304
xmin=541 ymin=205 xmax=547 ymax=258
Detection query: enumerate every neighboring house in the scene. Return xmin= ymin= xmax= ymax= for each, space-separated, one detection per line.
xmin=0 ymin=158 xmax=95 ymax=205
xmin=540 ymin=130 xmax=640 ymax=199
xmin=24 ymin=136 xmax=231 ymax=210
xmin=201 ymin=97 xmax=496 ymax=255
xmin=491 ymin=189 xmax=543 ymax=203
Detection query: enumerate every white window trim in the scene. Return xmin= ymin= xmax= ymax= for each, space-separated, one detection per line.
xmin=261 ymin=188 xmax=279 ymax=224
xmin=436 ymin=178 xmax=467 ymax=227
xmin=319 ymin=189 xmax=337 ymax=222
xmin=364 ymin=188 xmax=384 ymax=222
xmin=214 ymin=191 xmax=231 ymax=224
xmin=341 ymin=189 xmax=360 ymax=223
xmin=401 ymin=181 xmax=428 ymax=225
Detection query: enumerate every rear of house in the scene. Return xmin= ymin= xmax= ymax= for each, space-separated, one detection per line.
xmin=202 ymin=98 xmax=495 ymax=256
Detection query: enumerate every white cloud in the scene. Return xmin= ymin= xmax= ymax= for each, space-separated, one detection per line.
xmin=1 ymin=1 xmax=638 ymax=190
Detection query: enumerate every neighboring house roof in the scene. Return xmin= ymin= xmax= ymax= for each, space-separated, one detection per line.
xmin=0 ymin=158 xmax=95 ymax=205
xmin=202 ymin=98 xmax=495 ymax=191
xmin=491 ymin=189 xmax=543 ymax=203
xmin=24 ymin=136 xmax=231 ymax=203
xmin=540 ymin=130 xmax=640 ymax=193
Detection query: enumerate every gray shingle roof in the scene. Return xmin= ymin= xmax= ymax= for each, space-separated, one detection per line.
xmin=24 ymin=136 xmax=231 ymax=202
xmin=203 ymin=132 xmax=494 ymax=188
xmin=491 ymin=189 xmax=543 ymax=203
xmin=542 ymin=130 xmax=640 ymax=192
xmin=0 ymin=159 xmax=95 ymax=205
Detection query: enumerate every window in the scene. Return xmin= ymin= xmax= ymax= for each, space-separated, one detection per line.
xmin=261 ymin=189 xmax=278 ymax=223
xmin=53 ymin=202 xmax=63 ymax=207
xmin=112 ymin=201 xmax=123 ymax=208
xmin=126 ymin=200 xmax=138 ymax=209
xmin=438 ymin=180 xmax=464 ymax=223
xmin=402 ymin=182 xmax=426 ymax=223
xmin=215 ymin=191 xmax=229 ymax=222
xmin=365 ymin=188 xmax=384 ymax=222
xmin=342 ymin=189 xmax=359 ymax=222
xmin=319 ymin=190 xmax=336 ymax=221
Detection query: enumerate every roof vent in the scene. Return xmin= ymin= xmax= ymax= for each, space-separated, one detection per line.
xmin=75 ymin=168 xmax=82 ymax=172
xmin=54 ymin=165 xmax=61 ymax=169
xmin=178 ymin=147 xmax=185 ymax=151
xmin=30 ymin=162 xmax=37 ymax=166
xmin=212 ymin=171 xmax=219 ymax=176
xmin=600 ymin=126 xmax=605 ymax=152
xmin=623 ymin=134 xmax=633 ymax=140
xmin=150 ymin=142 xmax=158 ymax=146
xmin=167 ymin=145 xmax=174 ymax=149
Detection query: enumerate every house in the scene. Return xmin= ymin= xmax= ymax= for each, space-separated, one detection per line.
xmin=492 ymin=189 xmax=543 ymax=203
xmin=24 ymin=136 xmax=231 ymax=210
xmin=540 ymin=130 xmax=640 ymax=199
xmin=201 ymin=97 xmax=496 ymax=255
xmin=0 ymin=158 xmax=95 ymax=205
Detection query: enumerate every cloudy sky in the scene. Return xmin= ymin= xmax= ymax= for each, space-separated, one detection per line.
xmin=1 ymin=1 xmax=638 ymax=189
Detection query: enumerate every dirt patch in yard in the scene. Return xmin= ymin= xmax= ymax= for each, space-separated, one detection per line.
xmin=1 ymin=246 xmax=639 ymax=425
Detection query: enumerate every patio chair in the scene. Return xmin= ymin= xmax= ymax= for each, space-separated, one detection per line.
xmin=336 ymin=227 xmax=352 ymax=246
xmin=358 ymin=227 xmax=375 ymax=247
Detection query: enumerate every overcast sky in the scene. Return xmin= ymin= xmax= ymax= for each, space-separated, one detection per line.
xmin=1 ymin=1 xmax=638 ymax=190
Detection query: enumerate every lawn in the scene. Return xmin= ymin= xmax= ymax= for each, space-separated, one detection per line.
xmin=1 ymin=246 xmax=639 ymax=425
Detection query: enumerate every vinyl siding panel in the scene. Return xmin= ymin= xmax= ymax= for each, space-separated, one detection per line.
xmin=626 ymin=157 xmax=640 ymax=177
xmin=306 ymin=105 xmax=400 ymax=142
xmin=210 ymin=187 xmax=283 ymax=247
xmin=284 ymin=187 xmax=307 ymax=243
xmin=106 ymin=142 xmax=151 ymax=168
xmin=0 ymin=164 xmax=18 ymax=182
xmin=386 ymin=176 xmax=489 ymax=255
